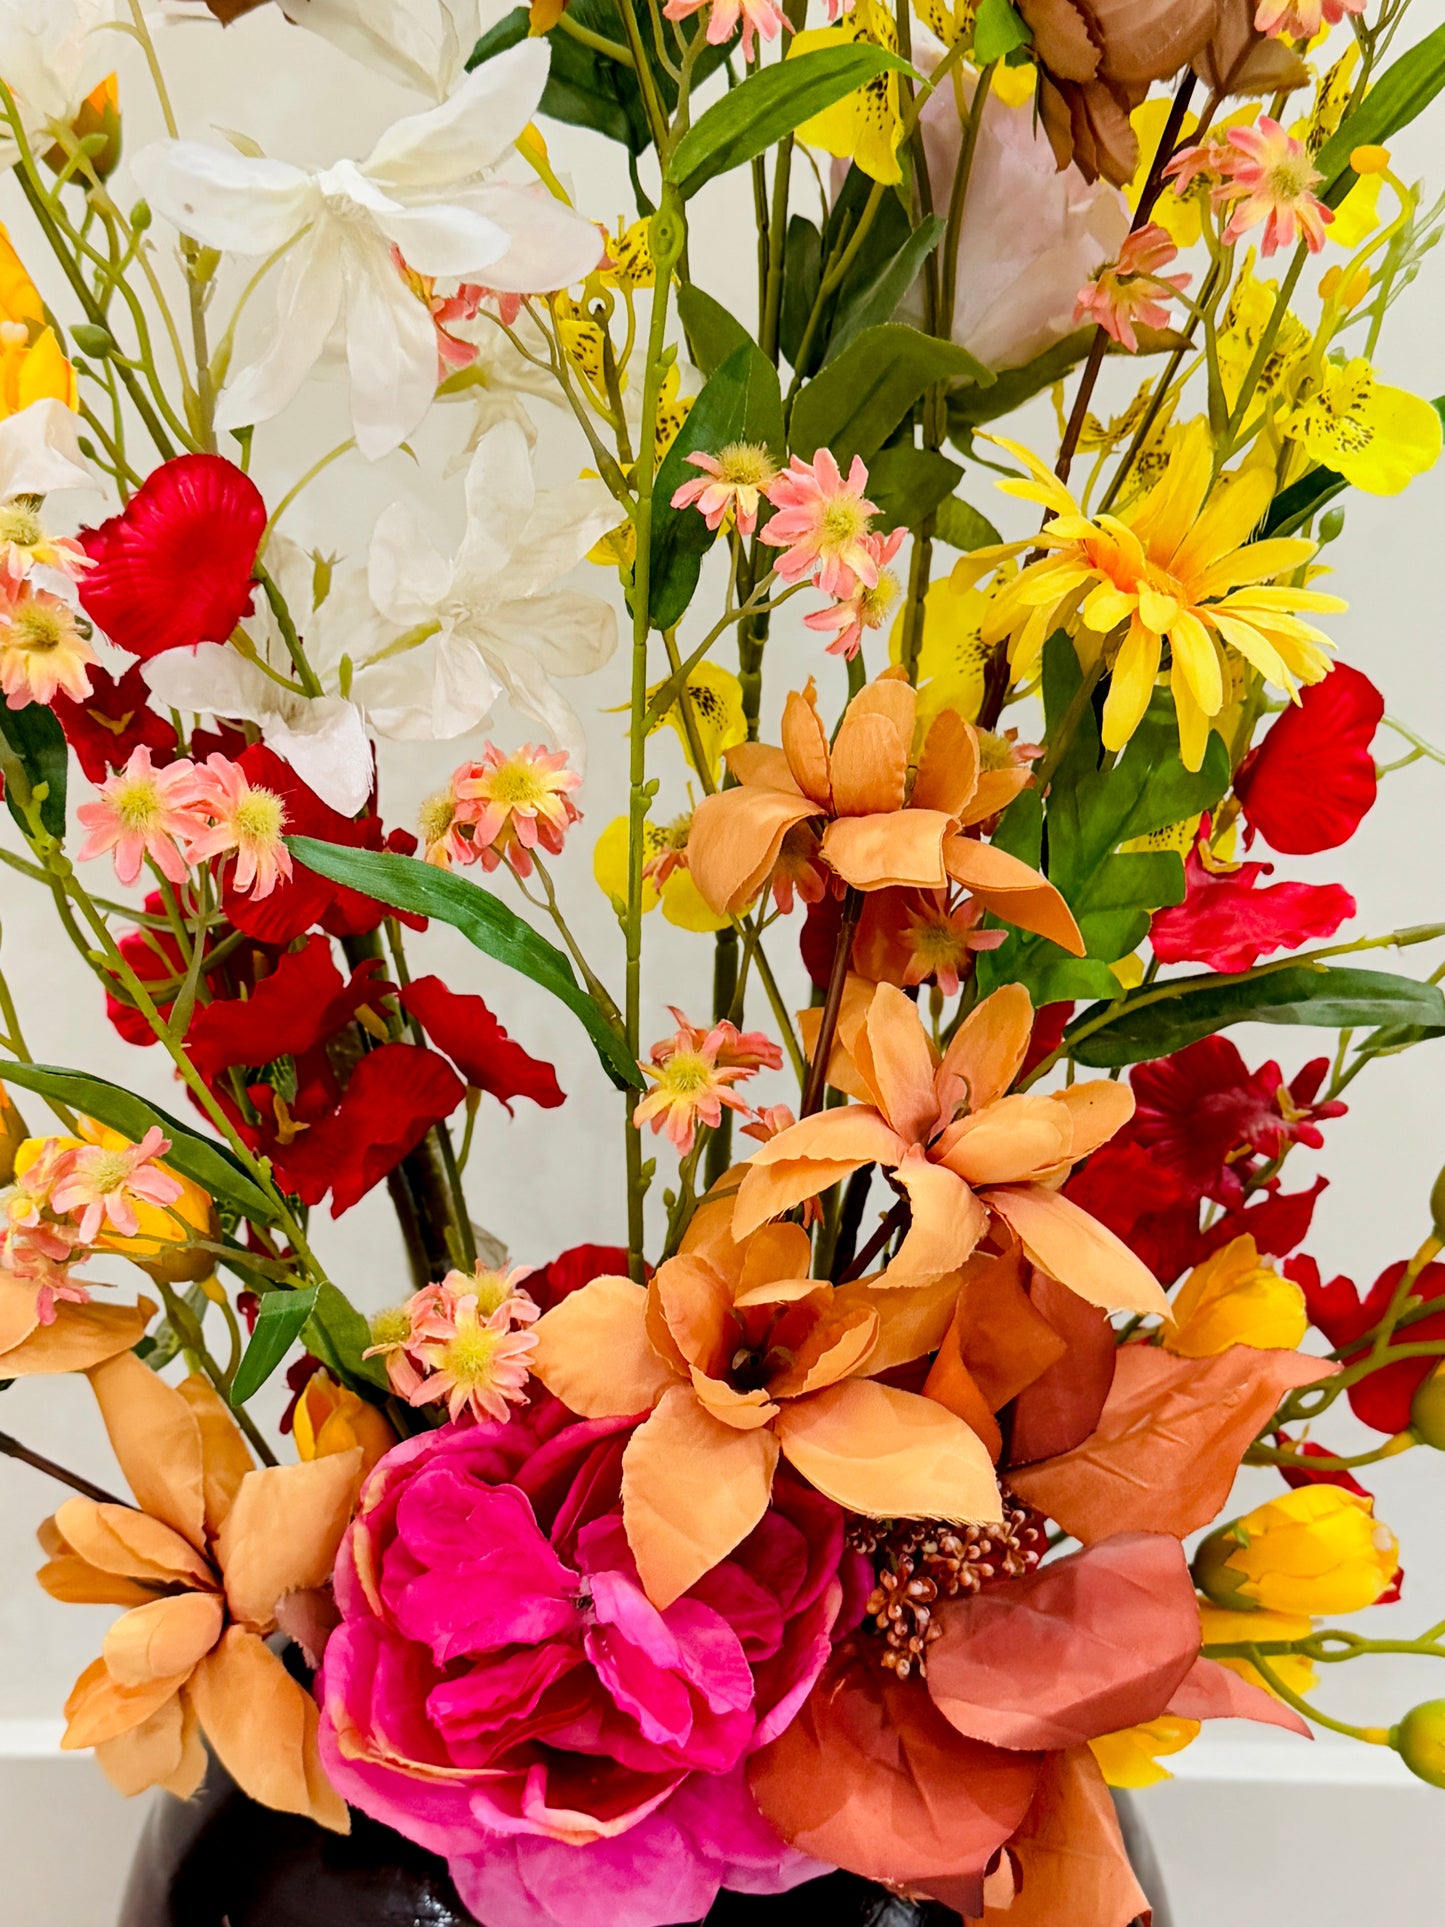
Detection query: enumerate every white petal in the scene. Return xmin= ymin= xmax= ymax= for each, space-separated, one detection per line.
xmin=142 ymin=644 xmax=280 ymax=724
xmin=373 ymin=198 xmax=510 ymax=279
xmin=367 ymin=501 xmax=453 ymax=626
xmin=463 ymin=182 xmax=605 ymax=294
xmin=361 ymin=43 xmax=551 ymax=192
xmin=342 ymin=235 xmax=444 ymax=459
xmin=0 ymin=399 xmax=101 ymax=497
xmin=356 ymin=629 xmax=502 ymax=741
xmin=215 ymin=226 xmax=344 ymax=433
xmin=279 ymin=0 xmax=471 ymax=100
xmin=490 ymin=476 xmax=620 ymax=600
xmin=486 ymin=588 xmax=619 ymax=680
xmin=129 ymin=141 xmax=317 ymax=254
xmin=263 ymin=698 xmax=375 ymax=815
xmin=457 ymin=421 xmax=535 ymax=583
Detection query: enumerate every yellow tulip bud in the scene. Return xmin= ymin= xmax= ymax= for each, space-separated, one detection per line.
xmin=1164 ymin=1235 xmax=1308 ymax=1359
xmin=292 ymin=1369 xmax=395 ymax=1478
xmin=1339 ymin=266 xmax=1372 ymax=313
xmin=1196 ymin=1602 xmax=1318 ymax=1699
xmin=1089 ymin=1714 xmax=1200 ymax=1788
xmin=1350 ymin=144 xmax=1391 ymax=176
xmin=0 ymin=1085 xmax=27 ymax=1186
xmin=1394 ymin=1701 xmax=1445 ymax=1788
xmin=1194 ymin=1486 xmax=1398 ymax=1617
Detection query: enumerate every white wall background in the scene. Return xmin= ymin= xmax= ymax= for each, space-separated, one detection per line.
xmin=1 ymin=5 xmax=1444 ymax=1921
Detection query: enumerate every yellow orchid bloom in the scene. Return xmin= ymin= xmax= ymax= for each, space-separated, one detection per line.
xmin=887 ymin=571 xmax=1004 ymax=728
xmin=645 ymin=658 xmax=746 ymax=785
xmin=1164 ymin=1234 xmax=1309 ymax=1359
xmin=1280 ymin=357 xmax=1443 ymax=496
xmin=1216 ymin=251 xmax=1311 ymax=413
xmin=790 ymin=0 xmax=903 ymax=188
xmin=1088 ymin=1713 xmax=1201 ymax=1789
xmin=0 ymin=225 xmax=77 ymax=415
xmin=593 ymin=812 xmax=729 ymax=933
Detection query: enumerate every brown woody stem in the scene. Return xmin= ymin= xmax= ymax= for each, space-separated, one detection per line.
xmin=800 ymin=888 xmax=864 ymax=1119
xmin=0 ymin=1430 xmax=130 ymax=1508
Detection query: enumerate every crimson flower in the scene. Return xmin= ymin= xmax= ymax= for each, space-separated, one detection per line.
xmin=50 ymin=664 xmax=176 ymax=784
xmin=1236 ymin=663 xmax=1384 ymax=855
xmin=184 ymin=935 xmax=391 ymax=1083
xmin=1287 ymin=1254 xmax=1445 ymax=1436
xmin=528 ymin=1244 xmax=636 ymax=1313
xmin=398 ymin=976 xmax=564 ymax=1112
xmin=78 ymin=455 xmax=266 ymax=660
xmin=1150 ymin=819 xmax=1355 ymax=972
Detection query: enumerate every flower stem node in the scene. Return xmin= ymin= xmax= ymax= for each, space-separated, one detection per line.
xmin=1392 ymin=1701 xmax=1445 ymax=1789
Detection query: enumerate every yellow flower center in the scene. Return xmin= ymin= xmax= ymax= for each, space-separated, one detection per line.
xmin=1267 ymin=158 xmax=1313 ymax=203
xmin=85 ymin=1150 xmax=133 ymax=1194
xmin=419 ymin=788 xmax=457 ymax=844
xmin=910 ymin=916 xmax=968 ymax=969
xmin=975 ymin=730 xmax=1014 ymax=772
xmin=858 ymin=570 xmax=899 ymax=625
xmin=820 ymin=496 xmax=870 ymax=551
xmin=439 ymin=1319 xmax=503 ymax=1390
xmin=715 ymin=441 xmax=776 ymax=489
xmin=11 ymin=603 xmax=67 ymax=652
xmin=0 ymin=505 xmax=42 ymax=547
xmin=484 ymin=759 xmax=553 ymax=811
xmin=468 ymin=1272 xmax=515 ymax=1319
xmin=111 ymin=778 xmax=163 ymax=832
xmin=369 ymin=1305 xmax=413 ymax=1348
xmin=658 ymin=1049 xmax=715 ymax=1098
xmin=234 ymin=788 xmax=285 ymax=844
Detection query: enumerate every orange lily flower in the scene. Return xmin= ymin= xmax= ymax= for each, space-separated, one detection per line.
xmin=736 ymin=980 xmax=1169 ymax=1313
xmin=531 ymin=1212 xmax=1000 ymax=1609
xmin=685 ymin=672 xmax=1083 ymax=954
xmin=39 ymin=1352 xmax=357 ymax=1829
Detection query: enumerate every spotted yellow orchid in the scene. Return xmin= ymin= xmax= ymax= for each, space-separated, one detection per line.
xmin=1280 ymin=357 xmax=1443 ymax=496
xmin=790 ymin=0 xmax=902 ymax=187
xmin=593 ymin=811 xmax=728 ymax=933
xmin=645 ymin=658 xmax=746 ymax=785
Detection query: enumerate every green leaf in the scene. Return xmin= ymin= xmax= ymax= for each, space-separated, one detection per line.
xmin=822 ymin=214 xmax=944 ymax=365
xmin=933 ymin=493 xmax=1002 ymax=550
xmin=779 ymin=214 xmax=823 ymax=372
xmin=979 ymin=637 xmax=1229 ymax=1006
xmin=867 ymin=443 xmax=963 ymax=531
xmin=230 ymin=1286 xmax=318 ymax=1405
xmin=974 ymin=0 xmax=1032 ymax=64
xmin=0 ymin=1059 xmax=275 ymax=1220
xmin=676 ymin=283 xmax=755 ymax=377
xmin=948 ymin=328 xmax=1094 ymax=433
xmin=1318 ymin=21 xmax=1445 ymax=205
xmin=286 ymin=839 xmax=644 ymax=1091
xmin=0 ymin=702 xmax=66 ymax=842
xmin=649 ymin=339 xmax=784 ymax=630
xmin=668 ymin=45 xmax=918 ymax=197
xmin=1069 ymin=966 xmax=1445 ymax=1069
xmin=303 ymin=1281 xmax=390 ymax=1395
xmin=790 ymin=324 xmax=991 ymax=469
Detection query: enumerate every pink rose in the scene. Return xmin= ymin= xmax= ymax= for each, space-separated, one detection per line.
xmin=319 ymin=1399 xmax=859 ymax=1926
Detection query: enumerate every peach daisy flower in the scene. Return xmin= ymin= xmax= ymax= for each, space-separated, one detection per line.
xmin=1254 ymin=0 xmax=1363 ymax=40
xmin=663 ymin=0 xmax=788 ymax=60
xmin=0 ymin=581 xmax=95 ymax=709
xmin=634 ymin=1010 xmax=783 ymax=1155
xmin=183 ymin=754 xmax=292 ymax=899
xmin=409 ymin=1289 xmax=539 ymax=1425
xmin=671 ymin=443 xmax=780 ymax=537
xmin=48 ymin=1126 xmax=183 ymax=1245
xmin=1074 ymin=224 xmax=1191 ymax=353
xmin=760 ymin=449 xmax=883 ymax=597
xmin=1169 ymin=118 xmax=1331 ymax=258
xmin=454 ymin=742 xmax=582 ymax=881
xmin=76 ymin=746 xmax=199 ymax=887
xmin=804 ymin=528 xmax=906 ymax=660
xmin=0 ymin=499 xmax=90 ymax=586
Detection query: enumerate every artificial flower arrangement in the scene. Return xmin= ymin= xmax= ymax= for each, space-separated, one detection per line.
xmin=0 ymin=0 xmax=1444 ymax=1921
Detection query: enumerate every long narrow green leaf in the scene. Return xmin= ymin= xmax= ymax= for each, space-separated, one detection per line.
xmin=0 ymin=1059 xmax=275 ymax=1219
xmin=1318 ymin=21 xmax=1445 ymax=203
xmin=304 ymin=1280 xmax=391 ymax=1395
xmin=667 ymin=46 xmax=917 ymax=197
xmin=286 ymin=838 xmax=644 ymax=1091
xmin=230 ymin=1286 xmax=318 ymax=1405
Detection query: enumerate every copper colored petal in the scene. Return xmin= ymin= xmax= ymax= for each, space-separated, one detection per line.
xmin=770 ymin=1303 xmax=879 ymax=1399
xmin=782 ymin=683 xmax=832 ymax=806
xmin=944 ymin=835 xmax=1085 ymax=955
xmin=1167 ymin=1656 xmax=1311 ymax=1738
xmin=928 ymin=1533 xmax=1200 ymax=1750
xmin=922 ymin=1337 xmax=1004 ymax=1463
xmin=725 ymin=742 xmax=799 ymax=792
xmin=823 ymin=810 xmax=953 ymax=892
xmin=46 ymin=1498 xmax=216 ymax=1591
xmin=776 ymin=1378 xmax=1002 ymax=1522
xmin=1052 ymin=1080 xmax=1135 ymax=1160
xmin=856 ymin=983 xmax=942 ymax=1144
xmin=176 ymin=1373 xmax=254 ymax=1538
xmin=736 ymin=1220 xmax=814 ymax=1297
xmin=842 ymin=1270 xmax=967 ymax=1373
xmin=1008 ymin=1271 xmax=1117 ymax=1466
xmin=189 ymin=1626 xmax=348 ymax=1832
xmin=977 ymin=1747 xmax=1149 ymax=1926
xmin=219 ymin=1452 xmax=362 ymax=1634
xmin=1089 ymin=0 xmax=1219 ymax=86
xmin=1016 ymin=0 xmax=1101 ymax=80
xmin=691 ymin=1369 xmax=780 ymax=1432
xmin=687 ymin=785 xmax=821 ymax=916
xmin=621 ymin=1385 xmax=778 ymax=1607
xmin=0 ymin=1291 xmax=154 ymax=1379
xmin=954 ymin=1247 xmax=1069 ymax=1413
xmin=88 ymin=1352 xmax=206 ymax=1550
xmin=733 ymin=1108 xmax=908 ymax=1237
xmin=798 ymin=979 xmax=877 ymax=1105
xmin=938 ymin=984 xmax=1035 ymax=1116
xmin=986 ymin=1183 xmax=1170 ymax=1316
xmin=532 ymin=1275 xmax=677 ymax=1419
xmin=749 ymin=1652 xmax=1041 ymax=1916
xmin=935 ymin=1096 xmax=1075 ymax=1188
xmin=102 ymin=1591 xmax=224 ymax=1687
xmin=913 ymin=711 xmax=981 ymax=819
xmin=846 ymin=671 xmax=917 ymax=743
xmin=1009 ymin=1345 xmax=1338 ymax=1543
xmin=957 ymin=767 xmax=1032 ymax=828
xmin=831 ymin=711 xmax=908 ymax=817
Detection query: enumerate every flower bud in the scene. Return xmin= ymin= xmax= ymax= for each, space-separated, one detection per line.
xmin=43 ymin=74 xmax=122 ymax=183
xmin=1192 ymin=1486 xmax=1398 ymax=1616
xmin=70 ymin=323 xmax=116 ymax=359
xmin=1350 ymin=144 xmax=1391 ymax=176
xmin=1163 ymin=1235 xmax=1307 ymax=1359
xmin=0 ymin=1085 xmax=27 ymax=1186
xmin=1411 ymin=1363 xmax=1445 ymax=1449
xmin=292 ymin=1368 xmax=396 ymax=1478
xmin=1394 ymin=1701 xmax=1445 ymax=1788
xmin=1317 ymin=507 xmax=1346 ymax=546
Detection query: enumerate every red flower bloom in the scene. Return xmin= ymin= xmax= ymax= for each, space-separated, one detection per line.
xmin=50 ymin=664 xmax=176 ymax=783
xmin=1198 ymin=1175 xmax=1328 ymax=1262
xmin=1150 ymin=820 xmax=1355 ymax=972
xmin=1287 ymin=1254 xmax=1445 ymax=1436
xmin=399 ymin=976 xmax=564 ymax=1113
xmin=184 ymin=935 xmax=391 ymax=1082
xmin=529 ymin=1244 xmax=636 ymax=1313
xmin=1236 ymin=664 xmax=1384 ymax=855
xmin=79 ymin=454 xmax=266 ymax=660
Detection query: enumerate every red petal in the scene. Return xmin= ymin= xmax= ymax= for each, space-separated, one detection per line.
xmin=1236 ymin=664 xmax=1384 ymax=855
xmin=530 ymin=1244 xmax=637 ymax=1313
xmin=185 ymin=935 xmax=390 ymax=1081
xmin=1199 ymin=1175 xmax=1327 ymax=1262
xmin=1167 ymin=1657 xmax=1310 ymax=1738
xmin=400 ymin=975 xmax=564 ymax=1111
xmin=51 ymin=664 xmax=177 ymax=783
xmin=79 ymin=455 xmax=266 ymax=659
xmin=1275 ymin=1439 xmax=1370 ymax=1498
xmin=269 ymin=1042 xmax=464 ymax=1214
xmin=1151 ymin=841 xmax=1355 ymax=972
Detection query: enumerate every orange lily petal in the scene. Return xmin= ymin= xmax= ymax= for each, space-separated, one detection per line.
xmin=886 ymin=1149 xmax=988 ymax=1288
xmin=0 ymin=1289 xmax=154 ymax=1379
xmin=219 ymin=1451 xmax=361 ymax=1635
xmin=88 ymin=1351 xmax=206 ymax=1551
xmin=1052 ymin=1080 xmax=1135 ymax=1160
xmin=830 ymin=711 xmax=907 ymax=817
xmin=951 ymin=1245 xmax=1068 ymax=1412
xmin=921 ymin=1339 xmax=1004 ymax=1462
xmin=688 ymin=785 xmax=821 ymax=916
xmin=781 ymin=682 xmax=832 ymax=806
xmin=956 ymin=766 xmax=1032 ymax=827
xmin=62 ymin=1655 xmax=188 ymax=1750
xmin=189 ymin=1626 xmax=348 ymax=1832
xmin=838 ymin=1270 xmax=967 ymax=1373
xmin=912 ymin=710 xmax=981 ymax=818
xmin=845 ymin=670 xmax=916 ymax=742
xmin=45 ymin=1497 xmax=215 ymax=1592
xmin=938 ymin=983 xmax=1034 ymax=1114
xmin=986 ymin=1184 xmax=1172 ymax=1317
xmin=770 ymin=1301 xmax=879 ymax=1398
xmin=853 ymin=983 xmax=940 ymax=1142
xmin=102 ymin=1591 xmax=224 ymax=1688
xmin=655 ymin=1253 xmax=734 ymax=1377
xmin=775 ymin=1378 xmax=1002 ymax=1522
xmin=176 ymin=1373 xmax=254 ymax=1540
xmin=733 ymin=1107 xmax=908 ymax=1237
xmin=934 ymin=1094 xmax=1075 ymax=1187
xmin=725 ymin=742 xmax=799 ymax=793
xmin=798 ymin=979 xmax=875 ymax=1104
xmin=532 ymin=1275 xmax=677 ymax=1418
xmin=979 ymin=1749 xmax=1148 ymax=1927
xmin=737 ymin=1220 xmax=815 ymax=1297
xmin=691 ymin=1369 xmax=780 ymax=1431
xmin=943 ymin=835 xmax=1085 ymax=955
xmin=822 ymin=809 xmax=952 ymax=891
xmin=94 ymin=1691 xmax=206 ymax=1801
xmin=621 ymin=1385 xmax=778 ymax=1607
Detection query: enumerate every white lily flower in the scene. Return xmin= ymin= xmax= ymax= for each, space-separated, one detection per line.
xmin=353 ymin=419 xmax=618 ymax=755
xmin=0 ymin=0 xmax=117 ymax=166
xmin=0 ymin=398 xmax=102 ymax=497
xmin=441 ymin=306 xmax=562 ymax=461
xmin=142 ymin=537 xmax=376 ymax=814
xmin=278 ymin=0 xmax=502 ymax=102
xmin=129 ymin=41 xmax=602 ymax=459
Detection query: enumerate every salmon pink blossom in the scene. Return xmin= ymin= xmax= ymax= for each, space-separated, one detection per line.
xmin=0 ymin=581 xmax=94 ymax=708
xmin=671 ymin=443 xmax=780 ymax=537
xmin=48 ymin=1126 xmax=183 ymax=1244
xmin=183 ymin=753 xmax=293 ymax=900
xmin=802 ymin=528 xmax=905 ymax=659
xmin=1168 ymin=119 xmax=1332 ymax=257
xmin=1254 ymin=0 xmax=1364 ymax=39
xmin=366 ymin=1263 xmax=541 ymax=1420
xmin=760 ymin=450 xmax=882 ymax=596
xmin=0 ymin=497 xmax=89 ymax=585
xmin=453 ymin=742 xmax=582 ymax=880
xmin=663 ymin=0 xmax=788 ymax=60
xmin=1074 ymin=223 xmax=1191 ymax=352
xmin=634 ymin=1010 xmax=783 ymax=1154
xmin=76 ymin=746 xmax=199 ymax=886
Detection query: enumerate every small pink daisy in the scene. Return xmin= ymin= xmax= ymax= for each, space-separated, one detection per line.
xmin=802 ymin=527 xmax=906 ymax=660
xmin=408 ymin=1284 xmax=540 ymax=1426
xmin=1219 ymin=118 xmax=1333 ymax=256
xmin=0 ymin=500 xmax=91 ymax=587
xmin=453 ymin=743 xmax=582 ymax=882
xmin=183 ymin=753 xmax=293 ymax=899
xmin=671 ymin=443 xmax=779 ymax=537
xmin=76 ymin=746 xmax=199 ymax=887
xmin=48 ymin=1126 xmax=183 ymax=1244
xmin=0 ymin=582 xmax=95 ymax=709
xmin=1254 ymin=0 xmax=1363 ymax=39
xmin=634 ymin=1009 xmax=782 ymax=1155
xmin=1074 ymin=223 xmax=1192 ymax=353
xmin=663 ymin=0 xmax=788 ymax=60
xmin=760 ymin=449 xmax=883 ymax=597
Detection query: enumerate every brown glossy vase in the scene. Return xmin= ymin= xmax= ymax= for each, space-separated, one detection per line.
xmin=118 ymin=1764 xmax=1170 ymax=1926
